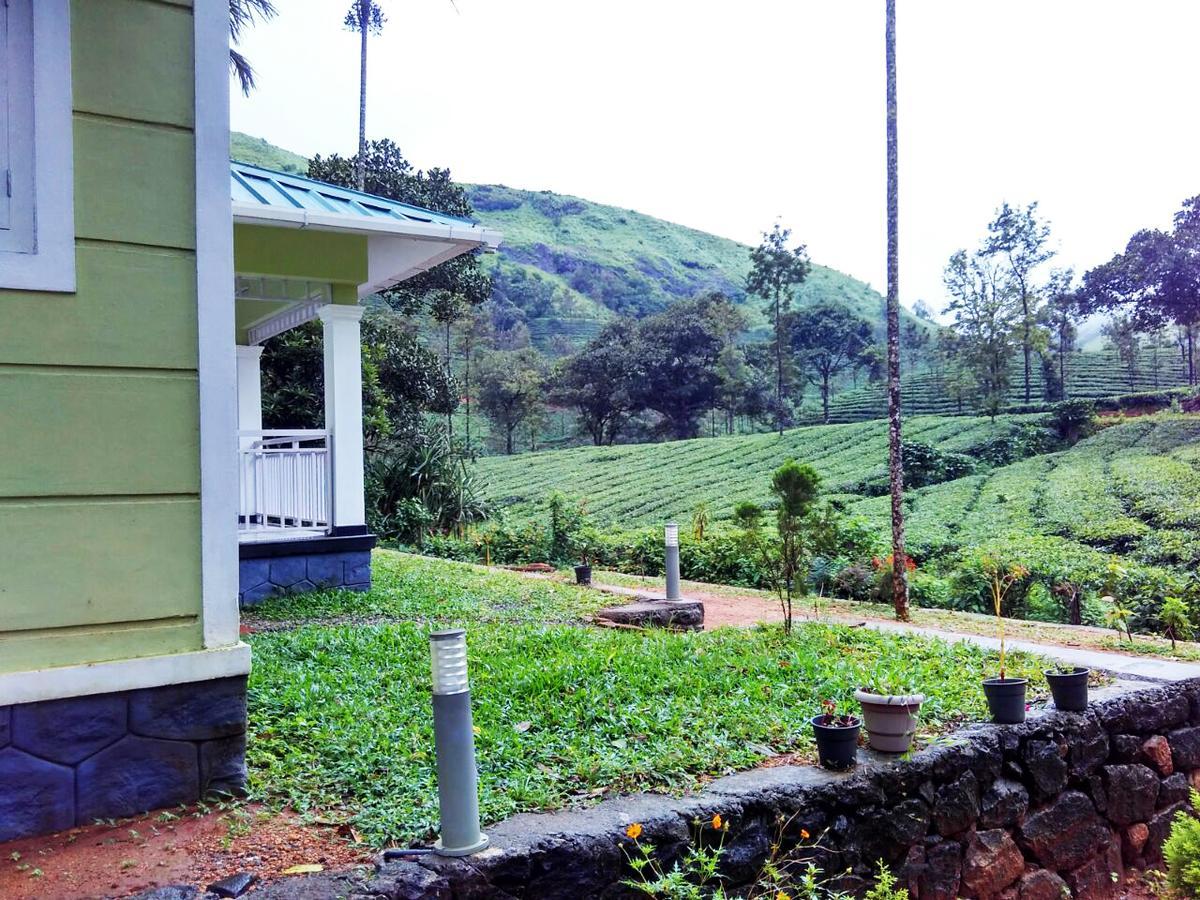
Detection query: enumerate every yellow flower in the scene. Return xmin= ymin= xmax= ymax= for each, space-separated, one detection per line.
xmin=625 ymin=823 xmax=643 ymax=840
xmin=777 ymin=892 xmax=792 ymax=900
xmin=711 ymin=814 xmax=723 ymax=830
xmin=800 ymin=828 xmax=810 ymax=840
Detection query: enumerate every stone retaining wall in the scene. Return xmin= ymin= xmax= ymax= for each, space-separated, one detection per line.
xmin=239 ymin=549 xmax=371 ymax=606
xmin=215 ymin=678 xmax=1200 ymax=900
xmin=0 ymin=676 xmax=247 ymax=843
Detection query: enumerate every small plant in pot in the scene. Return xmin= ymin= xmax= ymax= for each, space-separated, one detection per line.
xmin=980 ymin=555 xmax=1031 ymax=724
xmin=1044 ymin=665 xmax=1090 ymax=711
xmin=572 ymin=528 xmax=599 ymax=586
xmin=854 ymin=673 xmax=925 ymax=753
xmin=810 ymin=699 xmax=861 ymax=771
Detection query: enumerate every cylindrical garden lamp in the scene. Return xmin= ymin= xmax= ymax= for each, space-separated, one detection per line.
xmin=664 ymin=522 xmax=681 ymax=601
xmin=429 ymin=629 xmax=489 ymax=856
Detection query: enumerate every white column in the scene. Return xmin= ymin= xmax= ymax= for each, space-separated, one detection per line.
xmin=235 ymin=345 xmax=264 ymax=449
xmin=319 ymin=304 xmax=367 ymax=531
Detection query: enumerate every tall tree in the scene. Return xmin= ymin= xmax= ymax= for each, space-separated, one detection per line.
xmin=790 ymin=303 xmax=873 ymax=423
xmin=344 ymin=1 xmax=387 ymax=191
xmin=884 ymin=0 xmax=909 ymax=621
xmin=944 ymin=250 xmax=1019 ymax=418
xmin=455 ymin=306 xmax=492 ymax=454
xmin=1078 ymin=195 xmax=1200 ymax=385
xmin=552 ymin=320 xmax=640 ymax=446
xmin=983 ymin=202 xmax=1054 ymax=403
xmin=747 ymin=224 xmax=810 ymax=435
xmin=477 ymin=349 xmax=545 ymax=455
xmin=1102 ymin=315 xmax=1142 ymax=391
xmin=229 ymin=0 xmax=277 ymax=95
xmin=1043 ymin=268 xmax=1078 ymax=400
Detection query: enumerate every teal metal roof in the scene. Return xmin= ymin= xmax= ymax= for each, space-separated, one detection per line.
xmin=230 ymin=161 xmax=479 ymax=229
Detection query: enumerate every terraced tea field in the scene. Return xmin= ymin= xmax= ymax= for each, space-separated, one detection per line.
xmin=811 ymin=349 xmax=1190 ymax=423
xmin=847 ymin=416 xmax=1200 ymax=567
xmin=477 ymin=414 xmax=1038 ymax=526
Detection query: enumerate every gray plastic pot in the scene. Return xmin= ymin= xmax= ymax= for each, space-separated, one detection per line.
xmin=853 ymin=689 xmax=925 ymax=753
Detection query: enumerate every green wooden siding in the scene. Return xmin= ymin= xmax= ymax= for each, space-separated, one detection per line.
xmin=234 ymin=225 xmax=367 ymax=285
xmin=0 ymin=0 xmax=205 ymax=674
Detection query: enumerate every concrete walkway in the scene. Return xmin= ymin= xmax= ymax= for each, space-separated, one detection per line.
xmin=587 ymin=580 xmax=1200 ymax=683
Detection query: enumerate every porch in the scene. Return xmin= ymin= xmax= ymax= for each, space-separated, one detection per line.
xmin=229 ymin=162 xmax=501 ymax=605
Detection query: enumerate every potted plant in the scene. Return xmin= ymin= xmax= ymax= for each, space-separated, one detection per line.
xmin=980 ymin=555 xmax=1031 ymax=724
xmin=1044 ymin=665 xmax=1090 ymax=711
xmin=572 ymin=528 xmax=599 ymax=586
xmin=855 ymin=675 xmax=925 ymax=753
xmin=810 ymin=700 xmax=861 ymax=770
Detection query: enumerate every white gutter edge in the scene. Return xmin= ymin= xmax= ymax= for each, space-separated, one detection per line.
xmin=232 ymin=201 xmax=503 ymax=250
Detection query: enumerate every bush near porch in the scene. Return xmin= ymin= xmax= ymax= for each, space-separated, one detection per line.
xmin=244 ymin=551 xmax=1051 ymax=846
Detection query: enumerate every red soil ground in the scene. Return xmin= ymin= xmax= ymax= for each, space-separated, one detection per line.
xmin=0 ymin=805 xmax=370 ymax=899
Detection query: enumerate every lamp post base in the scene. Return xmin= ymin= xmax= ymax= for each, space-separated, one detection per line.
xmin=435 ymin=833 xmax=490 ymax=857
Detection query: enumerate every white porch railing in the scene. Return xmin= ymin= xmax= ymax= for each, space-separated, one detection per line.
xmin=238 ymin=430 xmax=332 ymax=540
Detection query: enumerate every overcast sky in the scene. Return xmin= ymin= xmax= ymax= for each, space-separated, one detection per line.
xmin=230 ymin=1 xmax=1200 ymax=317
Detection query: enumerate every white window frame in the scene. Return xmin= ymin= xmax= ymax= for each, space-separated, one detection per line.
xmin=0 ymin=0 xmax=74 ymax=292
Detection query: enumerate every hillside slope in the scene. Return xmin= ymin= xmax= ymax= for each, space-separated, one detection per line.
xmin=229 ymin=133 xmax=931 ymax=351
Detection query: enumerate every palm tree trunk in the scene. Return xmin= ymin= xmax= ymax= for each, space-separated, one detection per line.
xmin=355 ymin=4 xmax=368 ymax=191
xmin=885 ymin=0 xmax=910 ymax=622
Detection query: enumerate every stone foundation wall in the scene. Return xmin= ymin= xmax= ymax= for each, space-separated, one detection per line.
xmin=0 ymin=676 xmax=247 ymax=843
xmin=287 ymin=679 xmax=1200 ymax=900
xmin=239 ymin=549 xmax=371 ymax=606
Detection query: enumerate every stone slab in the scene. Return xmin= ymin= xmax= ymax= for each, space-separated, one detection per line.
xmin=595 ymin=599 xmax=704 ymax=631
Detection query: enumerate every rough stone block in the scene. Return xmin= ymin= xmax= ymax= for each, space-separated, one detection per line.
xmin=0 ymin=748 xmax=75 ymax=842
xmin=1147 ymin=801 xmax=1188 ymax=861
xmin=0 ymin=706 xmax=9 ymax=748
xmin=1169 ymin=725 xmax=1200 ymax=770
xmin=933 ymin=770 xmax=979 ymax=837
xmin=12 ymin=693 xmax=127 ymax=764
xmin=1069 ymin=725 xmax=1108 ymax=778
xmin=1159 ymin=772 xmax=1190 ymax=808
xmin=200 ymin=734 xmax=248 ymax=799
xmin=962 ymin=829 xmax=1024 ymax=898
xmin=344 ymin=553 xmax=372 ymax=586
xmin=129 ymin=677 xmax=247 ymax=741
xmin=76 ymin=735 xmax=199 ymax=822
xmin=240 ymin=582 xmax=281 ymax=606
xmin=1140 ymin=735 xmax=1174 ymax=776
xmin=1024 ymin=739 xmax=1068 ymax=798
xmin=883 ymin=797 xmax=930 ymax=846
xmin=980 ymin=778 xmax=1030 ymax=829
xmin=596 ymin=600 xmax=704 ymax=631
xmin=1122 ymin=822 xmax=1149 ymax=865
xmin=268 ymin=556 xmax=308 ymax=588
xmin=1102 ymin=764 xmax=1158 ymax=825
xmin=1017 ymin=868 xmax=1069 ymax=900
xmin=238 ymin=558 xmax=270 ymax=593
xmin=1065 ymin=842 xmax=1122 ymax=899
xmin=920 ymin=838 xmax=962 ymax=900
xmin=1019 ymin=790 xmax=1109 ymax=870
xmin=306 ymin=553 xmax=346 ymax=588
xmin=1110 ymin=733 xmax=1142 ymax=763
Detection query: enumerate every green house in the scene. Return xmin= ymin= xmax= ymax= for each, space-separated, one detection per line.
xmin=0 ymin=0 xmax=499 ymax=841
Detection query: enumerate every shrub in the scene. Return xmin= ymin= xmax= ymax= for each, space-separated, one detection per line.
xmin=832 ymin=562 xmax=875 ymax=603
xmin=1047 ymin=399 xmax=1097 ymax=444
xmin=1164 ymin=789 xmax=1200 ymax=897
xmin=903 ymin=441 xmax=976 ymax=489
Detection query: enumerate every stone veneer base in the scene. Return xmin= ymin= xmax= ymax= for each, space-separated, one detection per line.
xmin=0 ymin=676 xmax=248 ymax=843
xmin=239 ymin=546 xmax=373 ymax=607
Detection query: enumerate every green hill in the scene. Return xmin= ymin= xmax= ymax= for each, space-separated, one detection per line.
xmin=477 ymin=413 xmax=1040 ymax=527
xmin=230 ymin=132 xmax=932 ymax=352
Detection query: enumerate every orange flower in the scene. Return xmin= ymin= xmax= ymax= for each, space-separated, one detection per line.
xmin=800 ymin=828 xmax=810 ymax=840
xmin=711 ymin=814 xmax=723 ymax=830
xmin=625 ymin=822 xmax=643 ymax=840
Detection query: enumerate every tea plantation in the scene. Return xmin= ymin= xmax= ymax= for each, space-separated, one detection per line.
xmin=477 ymin=413 xmax=1042 ymax=527
xmin=811 ymin=349 xmax=1191 ymax=423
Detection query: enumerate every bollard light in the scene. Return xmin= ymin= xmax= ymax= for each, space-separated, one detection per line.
xmin=664 ymin=522 xmax=681 ymax=601
xmin=429 ymin=629 xmax=489 ymax=856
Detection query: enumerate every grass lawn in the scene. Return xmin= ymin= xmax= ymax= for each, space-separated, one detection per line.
xmin=245 ymin=551 xmax=1054 ymax=847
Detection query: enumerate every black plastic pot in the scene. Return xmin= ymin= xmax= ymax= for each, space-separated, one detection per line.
xmin=810 ymin=715 xmax=861 ymax=770
xmin=982 ymin=677 xmax=1028 ymax=724
xmin=1045 ymin=667 xmax=1089 ymax=711
xmin=574 ymin=565 xmax=592 ymax=586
